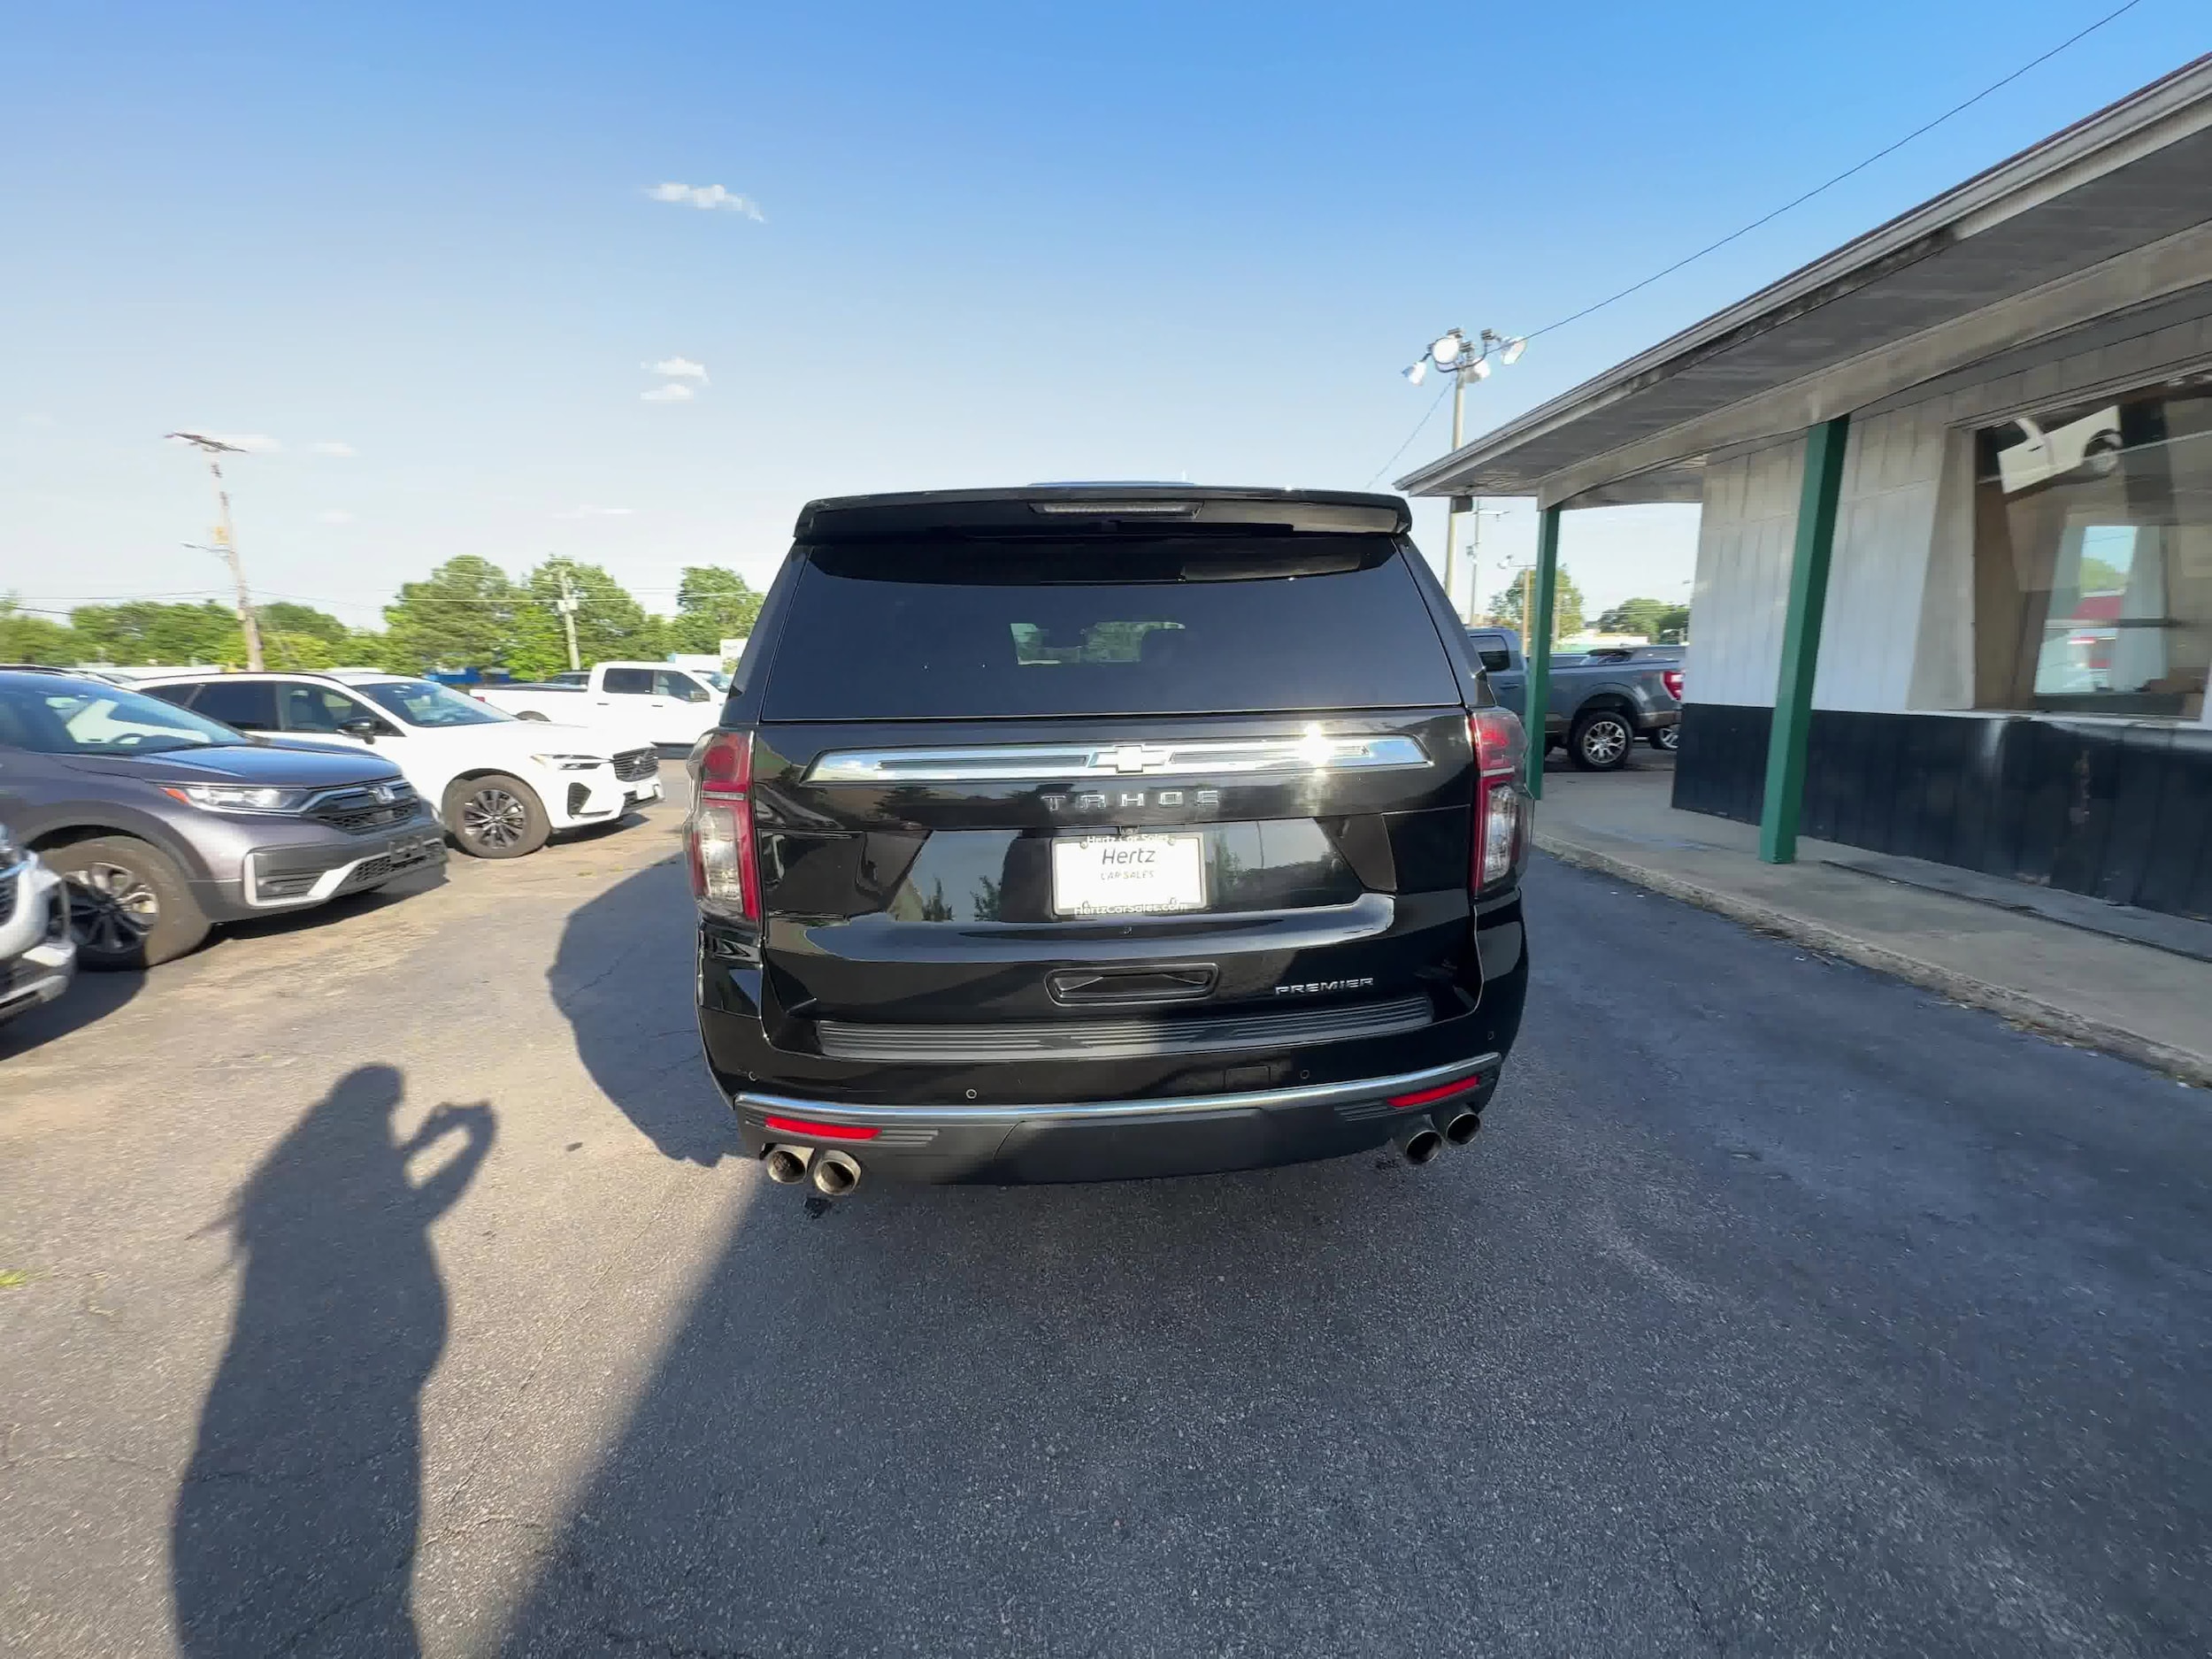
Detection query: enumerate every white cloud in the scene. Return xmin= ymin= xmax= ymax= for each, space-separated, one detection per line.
xmin=640 ymin=382 xmax=695 ymax=403
xmin=646 ymin=182 xmax=764 ymax=220
xmin=209 ymin=433 xmax=282 ymax=453
xmin=317 ymin=509 xmax=355 ymax=526
xmin=554 ymin=504 xmax=637 ymax=519
xmin=646 ymin=357 xmax=708 ymax=380
xmin=310 ymin=441 xmax=357 ymax=457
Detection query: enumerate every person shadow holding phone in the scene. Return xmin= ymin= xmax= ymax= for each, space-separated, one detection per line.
xmin=172 ymin=1065 xmax=495 ymax=1656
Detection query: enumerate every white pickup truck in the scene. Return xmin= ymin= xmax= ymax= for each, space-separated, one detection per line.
xmin=474 ymin=662 xmax=726 ymax=749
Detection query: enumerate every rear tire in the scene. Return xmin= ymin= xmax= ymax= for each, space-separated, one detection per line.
xmin=1651 ymin=724 xmax=1679 ymax=752
xmin=444 ymin=773 xmax=550 ymax=858
xmin=1569 ymin=708 xmax=1635 ymax=772
xmin=43 ymin=834 xmax=211 ymax=970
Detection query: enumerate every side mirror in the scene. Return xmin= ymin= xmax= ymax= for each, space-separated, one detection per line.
xmin=340 ymin=717 xmax=388 ymax=741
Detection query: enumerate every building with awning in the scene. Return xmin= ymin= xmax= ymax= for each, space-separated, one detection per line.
xmin=1400 ymin=55 xmax=2212 ymax=922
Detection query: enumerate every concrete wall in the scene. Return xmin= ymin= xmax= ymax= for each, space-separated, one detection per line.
xmin=1685 ymin=439 xmax=1802 ymax=706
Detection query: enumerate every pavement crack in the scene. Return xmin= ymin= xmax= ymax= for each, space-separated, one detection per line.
xmin=1667 ymin=1553 xmax=1727 ymax=1657
xmin=272 ymin=1587 xmax=385 ymax=1655
xmin=557 ymin=947 xmax=642 ymax=1001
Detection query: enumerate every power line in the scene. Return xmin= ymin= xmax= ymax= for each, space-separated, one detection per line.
xmin=1521 ymin=0 xmax=2150 ymax=344
xmin=1364 ymin=380 xmax=1452 ymax=490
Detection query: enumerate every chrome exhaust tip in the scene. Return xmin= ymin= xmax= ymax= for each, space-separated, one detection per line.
xmin=811 ymin=1149 xmax=862 ymax=1196
xmin=763 ymin=1144 xmax=810 ymax=1185
xmin=1443 ymin=1110 xmax=1482 ymax=1147
xmin=1400 ymin=1127 xmax=1445 ymax=1165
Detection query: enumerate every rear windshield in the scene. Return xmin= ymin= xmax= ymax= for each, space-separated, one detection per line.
xmin=761 ymin=534 xmax=1458 ymax=719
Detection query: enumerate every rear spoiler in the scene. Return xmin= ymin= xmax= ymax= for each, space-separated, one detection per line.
xmin=794 ymin=486 xmax=1410 ymax=541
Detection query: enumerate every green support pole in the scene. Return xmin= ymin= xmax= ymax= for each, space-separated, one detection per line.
xmin=1759 ymin=414 xmax=1850 ymax=864
xmin=1524 ymin=505 xmax=1561 ymax=799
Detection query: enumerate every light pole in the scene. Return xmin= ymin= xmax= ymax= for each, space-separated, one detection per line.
xmin=555 ymin=569 xmax=583 ymax=672
xmin=165 ymin=432 xmax=265 ymax=671
xmin=1402 ymin=328 xmax=1525 ymax=615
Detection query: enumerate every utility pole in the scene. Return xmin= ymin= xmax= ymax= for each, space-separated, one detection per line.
xmin=555 ymin=569 xmax=582 ymax=672
xmin=165 ymin=432 xmax=264 ymax=671
xmin=1400 ymin=329 xmax=1525 ymax=618
xmin=1443 ymin=376 xmax=1469 ymax=612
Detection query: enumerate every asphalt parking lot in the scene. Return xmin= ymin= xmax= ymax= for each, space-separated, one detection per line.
xmin=3 ymin=759 xmax=2208 ymax=1657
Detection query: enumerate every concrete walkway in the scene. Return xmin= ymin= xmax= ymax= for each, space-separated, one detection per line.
xmin=1532 ymin=756 xmax=2212 ymax=1087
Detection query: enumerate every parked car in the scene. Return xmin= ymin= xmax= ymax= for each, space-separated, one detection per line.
xmin=0 ymin=823 xmax=74 ymax=1024
xmin=476 ymin=661 xmax=724 ymax=749
xmin=1465 ymin=627 xmax=1682 ymax=768
xmin=134 ymin=672 xmax=662 ymax=859
xmin=687 ymin=484 xmax=1533 ymax=1195
xmin=0 ymin=671 xmax=444 ymax=969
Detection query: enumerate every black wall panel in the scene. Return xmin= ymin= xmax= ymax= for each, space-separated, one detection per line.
xmin=1671 ymin=703 xmax=2212 ymax=921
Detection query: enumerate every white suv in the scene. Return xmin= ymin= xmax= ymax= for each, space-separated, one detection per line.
xmin=136 ymin=672 xmax=663 ymax=858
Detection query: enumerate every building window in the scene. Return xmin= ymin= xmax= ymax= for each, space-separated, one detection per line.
xmin=1972 ymin=377 xmax=2211 ymax=720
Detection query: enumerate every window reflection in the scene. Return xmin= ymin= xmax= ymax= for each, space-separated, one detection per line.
xmin=1974 ymin=380 xmax=2212 ymax=720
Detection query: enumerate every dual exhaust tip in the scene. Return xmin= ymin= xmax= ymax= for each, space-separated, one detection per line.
xmin=1400 ymin=1109 xmax=1483 ymax=1165
xmin=764 ymin=1144 xmax=862 ymax=1195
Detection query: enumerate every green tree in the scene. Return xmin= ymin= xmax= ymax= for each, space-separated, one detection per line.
xmin=0 ymin=597 xmax=80 ymax=664
xmin=2077 ymin=554 xmax=2127 ymax=594
xmin=665 ymin=565 xmax=763 ymax=657
xmin=383 ymin=556 xmax=519 ymax=673
xmin=1594 ymin=597 xmax=1667 ymax=639
xmin=257 ymin=601 xmax=350 ymax=645
xmin=262 ymin=632 xmax=339 ymax=671
xmin=1486 ymin=566 xmax=1586 ymax=644
xmin=338 ymin=628 xmax=403 ymax=670
xmin=1594 ymin=596 xmax=1691 ymax=643
xmin=70 ymin=600 xmax=243 ymax=665
xmin=510 ymin=558 xmax=664 ymax=680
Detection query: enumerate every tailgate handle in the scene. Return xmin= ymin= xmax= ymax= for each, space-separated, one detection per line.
xmin=1048 ymin=963 xmax=1217 ymax=1007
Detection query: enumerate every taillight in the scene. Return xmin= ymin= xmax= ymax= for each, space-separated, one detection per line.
xmin=1662 ymin=669 xmax=1685 ymax=702
xmin=1469 ymin=710 xmax=1532 ymax=893
xmin=687 ymin=729 xmax=760 ymax=922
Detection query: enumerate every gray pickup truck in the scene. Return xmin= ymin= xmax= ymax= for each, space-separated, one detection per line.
xmin=1466 ymin=629 xmax=1683 ymax=771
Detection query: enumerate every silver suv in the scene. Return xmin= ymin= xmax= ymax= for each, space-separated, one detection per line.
xmin=0 ymin=671 xmax=445 ymax=970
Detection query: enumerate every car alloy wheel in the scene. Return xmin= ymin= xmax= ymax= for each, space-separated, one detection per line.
xmin=462 ymin=787 xmax=529 ymax=850
xmin=1579 ymin=716 xmax=1630 ymax=767
xmin=1656 ymin=724 xmax=1679 ymax=751
xmin=67 ymin=861 xmax=159 ymax=956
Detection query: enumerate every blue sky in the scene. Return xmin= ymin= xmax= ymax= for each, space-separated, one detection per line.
xmin=3 ymin=1 xmax=2201 ymax=629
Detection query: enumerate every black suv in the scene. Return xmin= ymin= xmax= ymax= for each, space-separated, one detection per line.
xmin=686 ymin=486 xmax=1532 ymax=1193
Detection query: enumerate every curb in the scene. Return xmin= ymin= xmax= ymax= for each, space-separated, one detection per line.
xmin=1534 ymin=830 xmax=2212 ymax=1088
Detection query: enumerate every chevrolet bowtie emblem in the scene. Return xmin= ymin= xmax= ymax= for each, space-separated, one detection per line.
xmin=1102 ymin=744 xmax=1168 ymax=774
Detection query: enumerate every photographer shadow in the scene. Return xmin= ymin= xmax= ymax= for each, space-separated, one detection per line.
xmin=170 ymin=1064 xmax=494 ymax=1657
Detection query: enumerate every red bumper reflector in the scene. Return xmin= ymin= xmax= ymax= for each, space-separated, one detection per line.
xmin=761 ymin=1115 xmax=881 ymax=1142
xmin=1387 ymin=1075 xmax=1486 ymax=1110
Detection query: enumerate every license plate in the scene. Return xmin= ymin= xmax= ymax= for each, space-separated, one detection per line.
xmin=1050 ymin=834 xmax=1206 ymax=918
xmin=628 ymin=779 xmax=662 ymax=803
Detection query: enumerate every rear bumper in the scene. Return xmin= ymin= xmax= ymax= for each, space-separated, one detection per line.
xmin=733 ymin=1054 xmax=1503 ymax=1184
xmin=699 ymin=897 xmax=1529 ymax=1185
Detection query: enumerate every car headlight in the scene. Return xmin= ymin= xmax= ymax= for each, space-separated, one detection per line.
xmin=163 ymin=782 xmax=314 ymax=814
xmin=532 ymin=754 xmax=611 ymax=772
xmin=0 ymin=823 xmax=19 ymax=865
